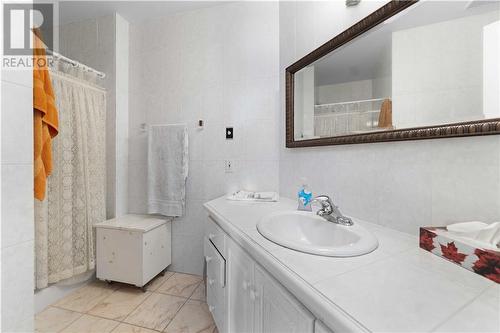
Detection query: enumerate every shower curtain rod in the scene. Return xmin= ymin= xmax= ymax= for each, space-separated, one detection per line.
xmin=46 ymin=49 xmax=106 ymax=79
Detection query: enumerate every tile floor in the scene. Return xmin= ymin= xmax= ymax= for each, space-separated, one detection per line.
xmin=35 ymin=272 xmax=217 ymax=333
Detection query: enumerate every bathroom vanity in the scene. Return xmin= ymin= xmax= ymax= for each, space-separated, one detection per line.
xmin=203 ymin=197 xmax=499 ymax=333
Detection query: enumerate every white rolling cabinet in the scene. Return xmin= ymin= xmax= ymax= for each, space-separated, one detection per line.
xmin=95 ymin=214 xmax=171 ymax=288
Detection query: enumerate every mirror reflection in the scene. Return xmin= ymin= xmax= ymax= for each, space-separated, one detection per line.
xmin=293 ymin=1 xmax=500 ymax=141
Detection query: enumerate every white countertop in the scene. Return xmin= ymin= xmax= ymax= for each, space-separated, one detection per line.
xmin=204 ymin=196 xmax=499 ymax=333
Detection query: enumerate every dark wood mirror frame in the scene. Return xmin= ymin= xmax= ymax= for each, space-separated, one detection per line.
xmin=285 ymin=0 xmax=500 ymax=148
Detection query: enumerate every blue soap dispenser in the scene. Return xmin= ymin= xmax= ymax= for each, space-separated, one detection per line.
xmin=297 ymin=178 xmax=312 ymax=211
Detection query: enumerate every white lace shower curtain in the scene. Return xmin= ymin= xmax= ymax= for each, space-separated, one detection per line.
xmin=35 ymin=63 xmax=106 ymax=289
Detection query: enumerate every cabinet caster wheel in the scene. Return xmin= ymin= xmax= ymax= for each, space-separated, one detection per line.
xmin=141 ymin=287 xmax=147 ymax=293
xmin=105 ymin=280 xmax=113 ymax=285
xmin=160 ymin=270 xmax=166 ymax=277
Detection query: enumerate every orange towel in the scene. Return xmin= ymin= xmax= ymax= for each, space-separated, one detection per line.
xmin=378 ymin=98 xmax=392 ymax=128
xmin=33 ymin=28 xmax=58 ymax=200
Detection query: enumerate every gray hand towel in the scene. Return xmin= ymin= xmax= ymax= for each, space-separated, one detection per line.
xmin=147 ymin=124 xmax=188 ymax=217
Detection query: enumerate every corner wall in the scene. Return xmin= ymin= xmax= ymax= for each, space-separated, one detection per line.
xmin=1 ymin=69 xmax=35 ymax=332
xmin=128 ymin=1 xmax=280 ymax=275
xmin=60 ymin=13 xmax=129 ymax=218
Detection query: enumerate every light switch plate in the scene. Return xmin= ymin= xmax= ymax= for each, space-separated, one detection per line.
xmin=226 ymin=127 xmax=234 ymax=139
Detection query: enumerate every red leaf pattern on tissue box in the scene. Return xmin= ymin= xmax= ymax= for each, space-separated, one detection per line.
xmin=473 ymin=249 xmax=500 ymax=283
xmin=419 ymin=227 xmax=499 ymax=284
xmin=419 ymin=229 xmax=437 ymax=251
xmin=440 ymin=242 xmax=467 ymax=264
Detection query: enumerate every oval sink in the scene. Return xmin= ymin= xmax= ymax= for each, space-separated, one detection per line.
xmin=257 ymin=211 xmax=378 ymax=257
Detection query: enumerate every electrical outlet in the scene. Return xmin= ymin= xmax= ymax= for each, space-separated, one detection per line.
xmin=224 ymin=160 xmax=233 ymax=173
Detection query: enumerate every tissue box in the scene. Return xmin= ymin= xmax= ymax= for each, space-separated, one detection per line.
xmin=419 ymin=227 xmax=499 ymax=284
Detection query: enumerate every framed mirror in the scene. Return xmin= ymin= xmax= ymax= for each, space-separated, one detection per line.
xmin=286 ymin=0 xmax=500 ymax=147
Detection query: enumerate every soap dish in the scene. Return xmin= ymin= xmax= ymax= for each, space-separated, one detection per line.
xmin=419 ymin=226 xmax=499 ymax=283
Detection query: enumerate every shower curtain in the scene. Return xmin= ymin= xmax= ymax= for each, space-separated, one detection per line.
xmin=35 ymin=63 xmax=106 ymax=289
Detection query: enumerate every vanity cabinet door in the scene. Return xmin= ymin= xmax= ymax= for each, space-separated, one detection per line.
xmin=253 ymin=265 xmax=314 ymax=333
xmin=227 ymin=240 xmax=254 ymax=333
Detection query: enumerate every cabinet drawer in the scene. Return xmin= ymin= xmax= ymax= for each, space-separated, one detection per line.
xmin=204 ymin=238 xmax=226 ymax=288
xmin=204 ymin=237 xmax=226 ymax=333
xmin=206 ymin=216 xmax=226 ymax=256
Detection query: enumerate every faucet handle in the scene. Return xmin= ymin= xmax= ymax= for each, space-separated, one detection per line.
xmin=311 ymin=195 xmax=334 ymax=216
xmin=311 ymin=195 xmax=354 ymax=226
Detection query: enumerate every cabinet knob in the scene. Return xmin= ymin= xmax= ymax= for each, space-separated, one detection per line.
xmin=242 ymin=280 xmax=249 ymax=290
xmin=208 ymin=278 xmax=215 ymax=286
xmin=208 ymin=305 xmax=215 ymax=312
xmin=250 ymin=289 xmax=259 ymax=301
xmin=208 ymin=233 xmax=216 ymax=240
xmin=205 ymin=256 xmax=213 ymax=263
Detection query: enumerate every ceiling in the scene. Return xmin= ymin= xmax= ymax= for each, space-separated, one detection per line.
xmin=56 ymin=1 xmax=226 ymax=25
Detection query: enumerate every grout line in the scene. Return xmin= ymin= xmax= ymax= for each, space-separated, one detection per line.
xmin=427 ymin=286 xmax=493 ymax=332
xmin=82 ymin=310 xmax=136 ymax=323
xmin=186 ymin=280 xmax=203 ymax=299
xmin=121 ymin=319 xmax=164 ymax=333
xmin=110 ymin=320 xmax=121 ymax=332
xmin=188 ymin=281 xmax=205 ymax=301
xmin=119 ymin=291 xmax=155 ymax=324
xmin=162 ymin=293 xmax=191 ymax=333
xmin=42 ymin=306 xmax=84 ymax=333
xmin=308 ymin=254 xmax=394 ymax=286
xmin=43 ymin=270 xmax=204 ymax=333
xmin=147 ymin=271 xmax=175 ymax=292
xmin=121 ymin=292 xmax=190 ymax=332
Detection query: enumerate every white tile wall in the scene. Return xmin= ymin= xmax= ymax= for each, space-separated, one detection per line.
xmin=1 ymin=240 xmax=35 ymax=332
xmin=115 ymin=15 xmax=130 ymax=217
xmin=60 ymin=14 xmax=130 ymax=218
xmin=1 ymin=70 xmax=34 ymax=332
xmin=279 ymin=1 xmax=500 ymax=236
xmin=128 ymin=1 xmax=280 ymax=275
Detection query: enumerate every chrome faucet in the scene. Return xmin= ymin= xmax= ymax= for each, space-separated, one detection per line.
xmin=311 ymin=195 xmax=353 ymax=226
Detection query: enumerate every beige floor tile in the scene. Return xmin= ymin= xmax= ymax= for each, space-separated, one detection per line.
xmin=164 ymin=300 xmax=216 ymax=333
xmin=145 ymin=272 xmax=174 ymax=291
xmin=88 ymin=287 xmax=151 ymax=321
xmin=157 ymin=273 xmax=202 ymax=298
xmin=124 ymin=293 xmax=186 ymax=331
xmin=190 ymin=282 xmax=206 ymax=301
xmin=60 ymin=314 xmax=119 ymax=333
xmin=35 ymin=306 xmax=82 ymax=333
xmin=112 ymin=323 xmax=158 ymax=333
xmin=54 ymin=281 xmax=118 ymax=313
